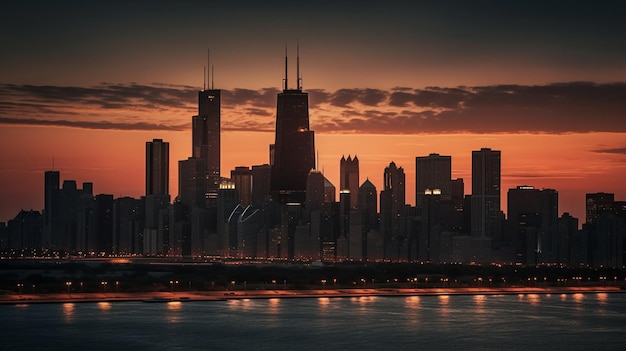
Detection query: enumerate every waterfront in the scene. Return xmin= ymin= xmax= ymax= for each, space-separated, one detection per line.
xmin=3 ymin=292 xmax=626 ymax=350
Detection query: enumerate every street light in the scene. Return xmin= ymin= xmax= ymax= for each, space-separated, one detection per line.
xmin=321 ymin=279 xmax=327 ymax=289
xmin=66 ymin=281 xmax=72 ymax=294
xmin=101 ymin=281 xmax=108 ymax=293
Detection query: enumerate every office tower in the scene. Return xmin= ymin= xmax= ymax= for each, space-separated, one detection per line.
xmin=359 ymin=178 xmax=378 ymax=260
xmin=358 ymin=179 xmax=378 ymax=230
xmin=251 ymin=164 xmax=272 ymax=206
xmin=94 ymin=194 xmax=114 ymax=254
xmin=270 ymin=48 xmax=315 ymax=204
xmin=471 ymin=148 xmax=501 ymax=238
xmin=231 ymin=166 xmax=252 ymax=206
xmin=193 ymin=87 xmax=221 ymax=205
xmin=179 ymin=56 xmax=221 ymax=210
xmin=506 ymin=186 xmax=558 ymax=265
xmin=380 ymin=162 xmax=406 ymax=245
xmin=340 ymin=155 xmax=359 ymax=209
xmin=557 ymin=213 xmax=579 ymax=267
xmin=217 ymin=180 xmax=239 ymax=254
xmin=415 ymin=153 xmax=452 ymax=207
xmin=306 ymin=170 xmax=326 ymax=214
xmin=585 ymin=192 xmax=614 ymax=224
xmin=324 ymin=176 xmax=336 ymax=203
xmin=112 ymin=196 xmax=144 ymax=255
xmin=6 ymin=210 xmax=42 ymax=250
xmin=450 ymin=178 xmax=465 ymax=232
xmin=43 ymin=170 xmax=60 ymax=248
xmin=178 ymin=158 xmax=206 ymax=209
xmin=146 ymin=139 xmax=169 ymax=196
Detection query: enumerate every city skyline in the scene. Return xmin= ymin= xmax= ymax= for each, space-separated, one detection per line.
xmin=1 ymin=1 xmax=626 ymax=223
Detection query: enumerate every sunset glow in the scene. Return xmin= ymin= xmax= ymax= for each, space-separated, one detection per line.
xmin=1 ymin=2 xmax=625 ymax=224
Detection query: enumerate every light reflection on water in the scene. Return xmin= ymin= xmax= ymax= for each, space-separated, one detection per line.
xmin=62 ymin=303 xmax=74 ymax=322
xmin=3 ymin=293 xmax=626 ymax=351
xmin=98 ymin=302 xmax=111 ymax=311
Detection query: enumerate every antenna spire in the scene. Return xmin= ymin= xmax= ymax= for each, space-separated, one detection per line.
xmin=297 ymin=40 xmax=301 ymax=90
xmin=284 ymin=44 xmax=288 ymax=90
xmin=211 ymin=65 xmax=214 ymax=89
xmin=203 ymin=66 xmax=206 ymax=91
xmin=207 ymin=48 xmax=210 ymax=90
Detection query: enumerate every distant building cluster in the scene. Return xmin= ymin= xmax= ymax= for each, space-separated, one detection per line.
xmin=1 ymin=55 xmax=625 ymax=268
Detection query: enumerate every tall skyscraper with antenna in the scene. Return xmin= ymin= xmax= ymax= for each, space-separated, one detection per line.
xmin=180 ymin=50 xmax=221 ymax=210
xmin=194 ymin=51 xmax=221 ymax=207
xmin=270 ymin=45 xmax=315 ymax=204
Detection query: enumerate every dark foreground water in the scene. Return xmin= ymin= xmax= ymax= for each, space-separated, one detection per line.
xmin=2 ymin=293 xmax=626 ymax=350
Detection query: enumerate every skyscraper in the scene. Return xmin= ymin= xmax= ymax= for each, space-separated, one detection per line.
xmin=471 ymin=148 xmax=501 ymax=238
xmin=193 ymin=88 xmax=221 ymax=205
xmin=585 ymin=192 xmax=614 ymax=224
xmin=270 ymin=47 xmax=315 ymax=204
xmin=340 ymin=155 xmax=359 ymax=209
xmin=145 ymin=139 xmax=169 ymax=196
xmin=415 ymin=153 xmax=452 ymax=207
xmin=179 ymin=56 xmax=221 ymax=210
xmin=231 ymin=166 xmax=252 ymax=206
xmin=380 ymin=162 xmax=406 ymax=244
xmin=507 ymin=186 xmax=558 ymax=264
xmin=43 ymin=170 xmax=60 ymax=248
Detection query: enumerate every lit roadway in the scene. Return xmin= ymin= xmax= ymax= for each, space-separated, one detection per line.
xmin=1 ymin=286 xmax=622 ymax=305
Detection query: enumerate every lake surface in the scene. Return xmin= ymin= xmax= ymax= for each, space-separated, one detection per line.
xmin=2 ymin=293 xmax=626 ymax=350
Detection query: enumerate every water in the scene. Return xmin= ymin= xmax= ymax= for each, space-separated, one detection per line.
xmin=2 ymin=293 xmax=626 ymax=350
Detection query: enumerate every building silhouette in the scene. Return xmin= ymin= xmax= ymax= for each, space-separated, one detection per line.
xmin=471 ymin=148 xmax=501 ymax=239
xmin=340 ymin=155 xmax=359 ymax=209
xmin=415 ymin=153 xmax=452 ymax=207
xmin=270 ymin=48 xmax=315 ymax=204
xmin=193 ymin=87 xmax=221 ymax=207
xmin=43 ymin=170 xmax=60 ymax=248
xmin=506 ymin=186 xmax=558 ymax=265
xmin=231 ymin=166 xmax=252 ymax=206
xmin=380 ymin=161 xmax=406 ymax=259
xmin=585 ymin=192 xmax=614 ymax=224
xmin=146 ymin=139 xmax=169 ymax=196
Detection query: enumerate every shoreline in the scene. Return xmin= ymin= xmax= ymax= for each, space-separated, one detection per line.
xmin=2 ymin=286 xmax=623 ymax=305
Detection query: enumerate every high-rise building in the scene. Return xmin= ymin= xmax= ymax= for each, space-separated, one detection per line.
xmin=340 ymin=155 xmax=359 ymax=209
xmin=270 ymin=48 xmax=315 ymax=204
xmin=179 ymin=58 xmax=221 ymax=211
xmin=43 ymin=170 xmax=60 ymax=248
xmin=146 ymin=139 xmax=169 ymax=196
xmin=506 ymin=186 xmax=558 ymax=264
xmin=251 ymin=164 xmax=272 ymax=206
xmin=585 ymin=192 xmax=614 ymax=224
xmin=380 ymin=162 xmax=406 ymax=244
xmin=471 ymin=148 xmax=501 ymax=238
xmin=415 ymin=153 xmax=452 ymax=207
xmin=231 ymin=166 xmax=252 ymax=206
xmin=359 ymin=178 xmax=378 ymax=259
xmin=193 ymin=88 xmax=221 ymax=205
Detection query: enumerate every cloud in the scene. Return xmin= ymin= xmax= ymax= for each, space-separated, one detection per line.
xmin=591 ymin=147 xmax=626 ymax=155
xmin=0 ymin=117 xmax=188 ymax=131
xmin=1 ymin=82 xmax=625 ymax=134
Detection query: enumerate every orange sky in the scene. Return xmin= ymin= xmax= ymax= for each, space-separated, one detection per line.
xmin=1 ymin=123 xmax=624 ymax=224
xmin=2 ymin=2 xmax=626 ymax=224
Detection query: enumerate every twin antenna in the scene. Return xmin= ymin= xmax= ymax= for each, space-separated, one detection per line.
xmin=203 ymin=48 xmax=214 ymax=91
xmin=284 ymin=42 xmax=302 ymax=91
